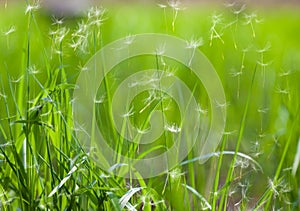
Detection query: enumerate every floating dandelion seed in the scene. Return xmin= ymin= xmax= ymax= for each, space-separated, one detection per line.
xmin=121 ymin=106 xmax=135 ymax=118
xmin=232 ymin=4 xmax=246 ymax=15
xmin=196 ymin=104 xmax=208 ymax=115
xmin=167 ymin=0 xmax=183 ymax=32
xmin=136 ymin=127 xmax=150 ymax=134
xmin=257 ymin=42 xmax=271 ymax=53
xmin=257 ymin=107 xmax=269 ymax=114
xmin=124 ymin=34 xmax=135 ymax=45
xmin=10 ymin=75 xmax=23 ymax=83
xmin=128 ymin=81 xmax=140 ymax=88
xmin=210 ymin=13 xmax=225 ymax=46
xmin=155 ymin=43 xmax=166 ymax=55
xmin=28 ymin=65 xmax=40 ymax=75
xmin=276 ymin=87 xmax=289 ymax=95
xmin=279 ymin=69 xmax=293 ymax=77
xmin=77 ymin=64 xmax=88 ymax=72
xmin=216 ymin=100 xmax=230 ymax=108
xmin=244 ymin=12 xmax=262 ymax=38
xmin=51 ymin=17 xmax=64 ymax=25
xmin=25 ymin=3 xmax=40 ymax=14
xmin=157 ymin=3 xmax=167 ymax=9
xmin=186 ymin=37 xmax=203 ymax=66
xmin=165 ymin=123 xmax=181 ymax=133
xmin=94 ymin=94 xmax=106 ymax=104
xmin=186 ymin=37 xmax=204 ymax=49
xmin=2 ymin=25 xmax=16 ymax=36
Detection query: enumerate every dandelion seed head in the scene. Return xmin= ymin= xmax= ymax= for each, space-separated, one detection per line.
xmin=186 ymin=37 xmax=204 ymax=49
xmin=232 ymin=4 xmax=246 ymax=15
xmin=25 ymin=3 xmax=40 ymax=14
xmin=157 ymin=3 xmax=167 ymax=9
xmin=28 ymin=65 xmax=40 ymax=75
xmin=52 ymin=17 xmax=64 ymax=25
xmin=168 ymin=0 xmax=181 ymax=10
xmin=244 ymin=12 xmax=258 ymax=24
xmin=169 ymin=168 xmax=183 ymax=179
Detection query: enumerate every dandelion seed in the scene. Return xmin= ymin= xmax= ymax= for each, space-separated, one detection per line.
xmin=251 ymin=140 xmax=261 ymax=154
xmin=224 ymin=2 xmax=236 ymax=8
xmin=276 ymin=87 xmax=289 ymax=95
xmin=124 ymin=34 xmax=135 ymax=45
xmin=77 ymin=64 xmax=88 ymax=72
xmin=258 ymin=107 xmax=269 ymax=113
xmin=268 ymin=179 xmax=280 ymax=196
xmin=186 ymin=37 xmax=204 ymax=66
xmin=155 ymin=43 xmax=166 ymax=55
xmin=279 ymin=70 xmax=293 ymax=77
xmin=25 ymin=3 xmax=40 ymax=14
xmin=257 ymin=61 xmax=272 ymax=68
xmin=233 ymin=4 xmax=246 ymax=15
xmin=196 ymin=104 xmax=208 ymax=115
xmin=121 ymin=106 xmax=135 ymax=118
xmin=169 ymin=168 xmax=184 ymax=179
xmin=244 ymin=12 xmax=260 ymax=38
xmin=186 ymin=37 xmax=204 ymax=49
xmin=28 ymin=65 xmax=40 ymax=74
xmin=210 ymin=14 xmax=225 ymax=46
xmin=52 ymin=17 xmax=64 ymax=25
xmin=10 ymin=75 xmax=23 ymax=83
xmin=157 ymin=3 xmax=167 ymax=8
xmin=94 ymin=94 xmax=106 ymax=104
xmin=215 ymin=100 xmax=230 ymax=108
xmin=2 ymin=25 xmax=16 ymax=36
xmin=235 ymin=157 xmax=249 ymax=169
xmin=165 ymin=123 xmax=181 ymax=133
xmin=230 ymin=69 xmax=243 ymax=77
xmin=168 ymin=0 xmax=181 ymax=10
xmin=167 ymin=0 xmax=183 ymax=32
xmin=164 ymin=66 xmax=177 ymax=77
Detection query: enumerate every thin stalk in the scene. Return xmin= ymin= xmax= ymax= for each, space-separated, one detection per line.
xmin=219 ymin=66 xmax=257 ymax=210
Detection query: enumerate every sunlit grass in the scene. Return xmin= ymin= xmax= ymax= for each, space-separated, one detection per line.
xmin=0 ymin=1 xmax=300 ymax=210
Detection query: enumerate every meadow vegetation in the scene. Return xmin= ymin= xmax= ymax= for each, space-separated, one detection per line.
xmin=0 ymin=0 xmax=300 ymax=210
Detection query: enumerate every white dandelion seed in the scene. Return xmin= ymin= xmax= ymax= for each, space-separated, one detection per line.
xmin=165 ymin=123 xmax=181 ymax=133
xmin=121 ymin=106 xmax=135 ymax=118
xmin=2 ymin=25 xmax=16 ymax=36
xmin=94 ymin=94 xmax=106 ymax=104
xmin=25 ymin=3 xmax=40 ymax=14
xmin=124 ymin=34 xmax=135 ymax=45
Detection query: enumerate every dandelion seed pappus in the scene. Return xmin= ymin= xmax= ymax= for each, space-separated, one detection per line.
xmin=73 ymin=33 xmax=226 ymax=178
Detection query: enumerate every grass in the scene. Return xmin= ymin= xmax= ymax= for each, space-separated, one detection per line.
xmin=0 ymin=0 xmax=300 ymax=210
